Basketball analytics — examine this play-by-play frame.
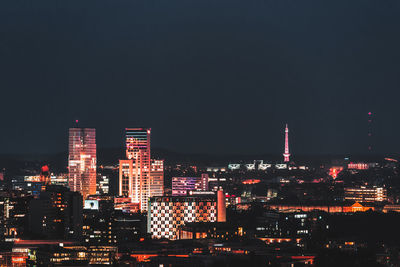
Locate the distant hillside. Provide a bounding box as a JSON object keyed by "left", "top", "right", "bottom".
{"left": 0, "top": 148, "right": 395, "bottom": 176}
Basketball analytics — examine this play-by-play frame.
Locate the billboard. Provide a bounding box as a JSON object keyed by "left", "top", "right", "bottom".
{"left": 84, "top": 200, "right": 99, "bottom": 210}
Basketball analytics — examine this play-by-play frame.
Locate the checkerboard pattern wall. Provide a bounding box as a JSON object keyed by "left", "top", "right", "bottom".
{"left": 149, "top": 197, "right": 217, "bottom": 240}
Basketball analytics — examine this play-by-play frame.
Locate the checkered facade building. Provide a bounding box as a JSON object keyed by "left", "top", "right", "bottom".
{"left": 149, "top": 196, "right": 217, "bottom": 240}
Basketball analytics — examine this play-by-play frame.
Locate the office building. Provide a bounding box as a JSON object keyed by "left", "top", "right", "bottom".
{"left": 344, "top": 186, "right": 387, "bottom": 202}
{"left": 148, "top": 193, "right": 227, "bottom": 240}
{"left": 83, "top": 198, "right": 116, "bottom": 245}
{"left": 50, "top": 173, "right": 69, "bottom": 187}
{"left": 96, "top": 174, "right": 109, "bottom": 195}
{"left": 119, "top": 128, "right": 163, "bottom": 211}
{"left": 33, "top": 245, "right": 117, "bottom": 266}
{"left": 29, "top": 185, "right": 83, "bottom": 240}
{"left": 347, "top": 163, "right": 369, "bottom": 170}
{"left": 150, "top": 159, "right": 164, "bottom": 197}
{"left": 68, "top": 128, "right": 96, "bottom": 201}
{"left": 0, "top": 191, "right": 31, "bottom": 242}
{"left": 172, "top": 174, "right": 209, "bottom": 196}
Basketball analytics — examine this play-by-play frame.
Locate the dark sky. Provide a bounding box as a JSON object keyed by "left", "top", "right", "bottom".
{"left": 1, "top": 0, "right": 400, "bottom": 155}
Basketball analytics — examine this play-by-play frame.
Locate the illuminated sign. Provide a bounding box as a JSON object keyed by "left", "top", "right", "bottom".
{"left": 245, "top": 164, "right": 255, "bottom": 170}
{"left": 12, "top": 257, "right": 27, "bottom": 263}
{"left": 228, "top": 164, "right": 241, "bottom": 170}
{"left": 84, "top": 200, "right": 99, "bottom": 210}
{"left": 258, "top": 163, "right": 272, "bottom": 170}
{"left": 275, "top": 164, "right": 287, "bottom": 169}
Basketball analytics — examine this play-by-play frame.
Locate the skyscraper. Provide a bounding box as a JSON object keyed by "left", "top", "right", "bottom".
{"left": 68, "top": 128, "right": 96, "bottom": 201}
{"left": 283, "top": 124, "right": 290, "bottom": 162}
{"left": 119, "top": 128, "right": 163, "bottom": 211}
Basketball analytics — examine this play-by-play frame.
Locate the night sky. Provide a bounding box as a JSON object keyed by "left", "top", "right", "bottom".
{"left": 1, "top": 0, "right": 400, "bottom": 155}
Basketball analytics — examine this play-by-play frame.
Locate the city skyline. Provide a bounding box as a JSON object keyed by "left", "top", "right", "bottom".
{"left": 2, "top": 0, "right": 400, "bottom": 265}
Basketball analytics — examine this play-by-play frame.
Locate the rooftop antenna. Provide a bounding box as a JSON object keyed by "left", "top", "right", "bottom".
{"left": 367, "top": 112, "right": 372, "bottom": 152}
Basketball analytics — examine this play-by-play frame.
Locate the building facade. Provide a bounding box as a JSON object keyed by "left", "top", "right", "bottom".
{"left": 172, "top": 174, "right": 209, "bottom": 196}
{"left": 29, "top": 185, "right": 83, "bottom": 240}
{"left": 148, "top": 195, "right": 225, "bottom": 240}
{"left": 68, "top": 128, "right": 96, "bottom": 201}
{"left": 344, "top": 186, "right": 387, "bottom": 202}
{"left": 119, "top": 128, "right": 163, "bottom": 211}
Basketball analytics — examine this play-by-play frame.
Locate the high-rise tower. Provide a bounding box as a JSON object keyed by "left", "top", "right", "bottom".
{"left": 283, "top": 124, "right": 290, "bottom": 162}
{"left": 119, "top": 128, "right": 163, "bottom": 211}
{"left": 68, "top": 128, "right": 96, "bottom": 201}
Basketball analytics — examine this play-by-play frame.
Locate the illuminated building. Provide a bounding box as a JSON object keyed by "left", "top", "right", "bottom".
{"left": 217, "top": 190, "right": 226, "bottom": 222}
{"left": 29, "top": 185, "right": 83, "bottom": 240}
{"left": 0, "top": 252, "right": 27, "bottom": 266}
{"left": 283, "top": 124, "right": 290, "bottom": 162}
{"left": 36, "top": 246, "right": 89, "bottom": 265}
{"left": 87, "top": 246, "right": 117, "bottom": 265}
{"left": 50, "top": 173, "right": 69, "bottom": 187}
{"left": 208, "top": 177, "right": 228, "bottom": 192}
{"left": 83, "top": 199, "right": 116, "bottom": 245}
{"left": 254, "top": 212, "right": 329, "bottom": 241}
{"left": 83, "top": 202, "right": 144, "bottom": 245}
{"left": 262, "top": 202, "right": 375, "bottom": 213}
{"left": 119, "top": 128, "right": 164, "bottom": 211}
{"left": 96, "top": 174, "right": 109, "bottom": 195}
{"left": 113, "top": 212, "right": 145, "bottom": 243}
{"left": 83, "top": 195, "right": 145, "bottom": 244}
{"left": 329, "top": 166, "right": 343, "bottom": 179}
{"left": 148, "top": 195, "right": 219, "bottom": 240}
{"left": 12, "top": 176, "right": 43, "bottom": 196}
{"left": 242, "top": 179, "right": 260, "bottom": 185}
{"left": 68, "top": 128, "right": 96, "bottom": 201}
{"left": 33, "top": 245, "right": 117, "bottom": 265}
{"left": 150, "top": 159, "right": 164, "bottom": 197}
{"left": 344, "top": 186, "right": 387, "bottom": 202}
{"left": 172, "top": 174, "right": 209, "bottom": 196}
{"left": 225, "top": 194, "right": 241, "bottom": 206}
{"left": 206, "top": 166, "right": 226, "bottom": 172}
{"left": 0, "top": 191, "right": 31, "bottom": 242}
{"left": 347, "top": 162, "right": 369, "bottom": 170}
{"left": 382, "top": 204, "right": 400, "bottom": 213}
{"left": 178, "top": 222, "right": 245, "bottom": 240}
{"left": 114, "top": 197, "right": 140, "bottom": 213}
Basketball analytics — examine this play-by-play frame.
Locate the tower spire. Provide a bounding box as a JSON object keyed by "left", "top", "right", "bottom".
{"left": 283, "top": 124, "right": 290, "bottom": 162}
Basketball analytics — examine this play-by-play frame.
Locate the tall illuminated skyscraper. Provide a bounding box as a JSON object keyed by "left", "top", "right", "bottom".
{"left": 119, "top": 128, "right": 163, "bottom": 211}
{"left": 68, "top": 128, "right": 96, "bottom": 201}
